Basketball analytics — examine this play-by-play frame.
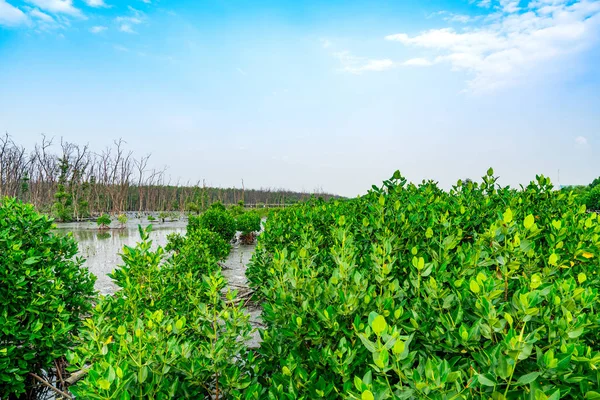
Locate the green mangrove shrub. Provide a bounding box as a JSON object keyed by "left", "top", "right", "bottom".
{"left": 585, "top": 185, "right": 600, "bottom": 211}
{"left": 97, "top": 213, "right": 111, "bottom": 229}
{"left": 177, "top": 227, "right": 231, "bottom": 262}
{"left": 68, "top": 226, "right": 259, "bottom": 399}
{"left": 117, "top": 213, "right": 128, "bottom": 228}
{"left": 189, "top": 208, "right": 237, "bottom": 243}
{"left": 247, "top": 170, "right": 600, "bottom": 399}
{"left": 236, "top": 211, "right": 262, "bottom": 244}
{"left": 0, "top": 197, "right": 96, "bottom": 398}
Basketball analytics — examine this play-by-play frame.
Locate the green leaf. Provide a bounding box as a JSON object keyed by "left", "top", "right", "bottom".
{"left": 503, "top": 208, "right": 513, "bottom": 224}
{"left": 393, "top": 340, "right": 405, "bottom": 355}
{"left": 98, "top": 378, "right": 111, "bottom": 390}
{"left": 470, "top": 280, "right": 480, "bottom": 294}
{"left": 372, "top": 315, "right": 387, "bottom": 335}
{"left": 138, "top": 365, "right": 148, "bottom": 383}
{"left": 487, "top": 167, "right": 494, "bottom": 176}
{"left": 24, "top": 257, "right": 39, "bottom": 265}
{"left": 425, "top": 227, "right": 433, "bottom": 239}
{"left": 362, "top": 390, "right": 375, "bottom": 400}
{"left": 530, "top": 274, "right": 542, "bottom": 289}
{"left": 477, "top": 373, "right": 496, "bottom": 387}
{"left": 516, "top": 371, "right": 540, "bottom": 385}
{"left": 524, "top": 214, "right": 535, "bottom": 230}
{"left": 585, "top": 392, "right": 600, "bottom": 400}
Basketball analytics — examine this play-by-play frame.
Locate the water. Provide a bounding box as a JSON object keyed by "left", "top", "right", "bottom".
{"left": 55, "top": 218, "right": 187, "bottom": 294}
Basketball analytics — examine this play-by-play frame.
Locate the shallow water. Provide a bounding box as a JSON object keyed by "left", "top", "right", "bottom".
{"left": 55, "top": 218, "right": 187, "bottom": 294}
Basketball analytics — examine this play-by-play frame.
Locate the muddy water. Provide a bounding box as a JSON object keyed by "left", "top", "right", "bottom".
{"left": 222, "top": 242, "right": 263, "bottom": 348}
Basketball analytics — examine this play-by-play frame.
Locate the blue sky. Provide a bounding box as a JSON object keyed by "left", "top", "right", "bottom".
{"left": 1, "top": 0, "right": 599, "bottom": 196}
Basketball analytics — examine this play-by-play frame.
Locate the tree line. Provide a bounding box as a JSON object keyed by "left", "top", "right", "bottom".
{"left": 0, "top": 134, "right": 338, "bottom": 221}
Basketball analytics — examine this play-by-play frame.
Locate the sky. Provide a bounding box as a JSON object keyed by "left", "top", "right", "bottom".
{"left": 0, "top": 0, "right": 599, "bottom": 197}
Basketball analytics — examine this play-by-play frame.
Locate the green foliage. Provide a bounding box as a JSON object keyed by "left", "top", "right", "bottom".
{"left": 97, "top": 213, "right": 111, "bottom": 228}
{"left": 236, "top": 211, "right": 262, "bottom": 244}
{"left": 117, "top": 213, "right": 128, "bottom": 227}
{"left": 158, "top": 211, "right": 169, "bottom": 222}
{"left": 585, "top": 185, "right": 600, "bottom": 211}
{"left": 165, "top": 232, "right": 186, "bottom": 253}
{"left": 189, "top": 208, "right": 237, "bottom": 243}
{"left": 178, "top": 227, "right": 231, "bottom": 262}
{"left": 68, "top": 226, "right": 258, "bottom": 399}
{"left": 0, "top": 197, "right": 96, "bottom": 397}
{"left": 147, "top": 214, "right": 156, "bottom": 221}
{"left": 236, "top": 211, "right": 261, "bottom": 236}
{"left": 186, "top": 201, "right": 201, "bottom": 214}
{"left": 209, "top": 201, "right": 227, "bottom": 212}
{"left": 229, "top": 204, "right": 246, "bottom": 217}
{"left": 247, "top": 171, "right": 600, "bottom": 399}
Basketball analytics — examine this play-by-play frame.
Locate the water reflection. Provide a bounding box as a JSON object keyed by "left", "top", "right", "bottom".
{"left": 55, "top": 220, "right": 186, "bottom": 295}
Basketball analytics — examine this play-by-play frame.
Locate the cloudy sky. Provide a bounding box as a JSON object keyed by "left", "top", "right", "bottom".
{"left": 1, "top": 0, "right": 599, "bottom": 196}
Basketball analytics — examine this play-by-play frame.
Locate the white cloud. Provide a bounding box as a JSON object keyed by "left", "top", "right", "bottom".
{"left": 115, "top": 9, "right": 144, "bottom": 33}
{"left": 476, "top": 0, "right": 492, "bottom": 7}
{"left": 429, "top": 10, "right": 476, "bottom": 23}
{"left": 141, "top": 0, "right": 151, "bottom": 3}
{"left": 29, "top": 8, "right": 53, "bottom": 21}
{"left": 320, "top": 38, "right": 332, "bottom": 48}
{"left": 116, "top": 16, "right": 142, "bottom": 24}
{"left": 334, "top": 51, "right": 395, "bottom": 73}
{"left": 113, "top": 44, "right": 129, "bottom": 52}
{"left": 386, "top": 0, "right": 600, "bottom": 92}
{"left": 403, "top": 58, "right": 435, "bottom": 66}
{"left": 575, "top": 136, "right": 588, "bottom": 145}
{"left": 25, "top": 0, "right": 82, "bottom": 17}
{"left": 83, "top": 0, "right": 108, "bottom": 8}
{"left": 89, "top": 25, "right": 106, "bottom": 33}
{"left": 0, "top": 0, "right": 29, "bottom": 26}
{"left": 119, "top": 23, "right": 135, "bottom": 33}
{"left": 236, "top": 67, "right": 247, "bottom": 76}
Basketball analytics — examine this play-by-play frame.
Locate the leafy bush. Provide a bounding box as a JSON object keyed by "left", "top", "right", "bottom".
{"left": 189, "top": 208, "right": 237, "bottom": 243}
{"left": 236, "top": 211, "right": 261, "bottom": 235}
{"left": 209, "top": 201, "right": 227, "bottom": 212}
{"left": 166, "top": 232, "right": 186, "bottom": 252}
{"left": 585, "top": 185, "right": 600, "bottom": 211}
{"left": 0, "top": 197, "right": 96, "bottom": 397}
{"left": 186, "top": 201, "right": 201, "bottom": 214}
{"left": 68, "top": 226, "right": 259, "bottom": 399}
{"left": 117, "top": 213, "right": 128, "bottom": 228}
{"left": 236, "top": 211, "right": 262, "bottom": 244}
{"left": 247, "top": 170, "right": 600, "bottom": 399}
{"left": 177, "top": 227, "right": 231, "bottom": 262}
{"left": 148, "top": 214, "right": 156, "bottom": 221}
{"left": 97, "top": 213, "right": 111, "bottom": 228}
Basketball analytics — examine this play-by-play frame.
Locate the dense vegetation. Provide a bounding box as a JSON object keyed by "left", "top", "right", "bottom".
{"left": 247, "top": 169, "right": 600, "bottom": 399}
{"left": 0, "top": 134, "right": 338, "bottom": 221}
{"left": 67, "top": 226, "right": 258, "bottom": 399}
{"left": 561, "top": 176, "right": 600, "bottom": 211}
{"left": 2, "top": 169, "right": 599, "bottom": 399}
{"left": 0, "top": 198, "right": 96, "bottom": 398}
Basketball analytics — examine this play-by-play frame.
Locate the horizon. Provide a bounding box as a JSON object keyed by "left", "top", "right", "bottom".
{"left": 1, "top": 0, "right": 599, "bottom": 197}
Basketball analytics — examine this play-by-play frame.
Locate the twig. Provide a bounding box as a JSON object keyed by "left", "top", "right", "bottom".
{"left": 28, "top": 373, "right": 73, "bottom": 399}
{"left": 55, "top": 359, "right": 65, "bottom": 390}
{"left": 64, "top": 366, "right": 91, "bottom": 385}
